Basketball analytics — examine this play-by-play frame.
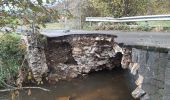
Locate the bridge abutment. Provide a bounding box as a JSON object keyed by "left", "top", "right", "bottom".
{"left": 122, "top": 46, "right": 170, "bottom": 100}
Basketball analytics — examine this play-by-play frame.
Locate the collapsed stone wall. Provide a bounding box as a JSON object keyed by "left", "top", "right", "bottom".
{"left": 121, "top": 47, "right": 170, "bottom": 100}
{"left": 45, "top": 34, "right": 123, "bottom": 83}
{"left": 24, "top": 34, "right": 48, "bottom": 84}
{"left": 25, "top": 33, "right": 170, "bottom": 100}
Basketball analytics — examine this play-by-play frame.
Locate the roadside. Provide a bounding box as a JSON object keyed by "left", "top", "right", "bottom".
{"left": 43, "top": 21, "right": 170, "bottom": 32}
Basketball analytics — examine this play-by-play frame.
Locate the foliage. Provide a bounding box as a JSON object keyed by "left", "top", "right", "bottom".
{"left": 87, "top": 0, "right": 170, "bottom": 17}
{"left": 146, "top": 0, "right": 170, "bottom": 15}
{"left": 91, "top": 23, "right": 169, "bottom": 32}
{"left": 0, "top": 0, "right": 60, "bottom": 87}
{"left": 0, "top": 33, "right": 25, "bottom": 87}
{"left": 94, "top": 23, "right": 130, "bottom": 30}
{"left": 0, "top": 0, "right": 59, "bottom": 32}
{"left": 89, "top": 0, "right": 148, "bottom": 17}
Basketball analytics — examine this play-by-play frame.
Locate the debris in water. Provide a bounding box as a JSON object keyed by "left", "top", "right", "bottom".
{"left": 56, "top": 96, "right": 70, "bottom": 100}
{"left": 28, "top": 89, "right": 31, "bottom": 96}
{"left": 11, "top": 90, "right": 19, "bottom": 100}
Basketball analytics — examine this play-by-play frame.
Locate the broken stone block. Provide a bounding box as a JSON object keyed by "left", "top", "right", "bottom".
{"left": 73, "top": 47, "right": 82, "bottom": 53}
{"left": 105, "top": 37, "right": 112, "bottom": 42}
{"left": 130, "top": 63, "right": 140, "bottom": 75}
{"left": 95, "top": 37, "right": 100, "bottom": 41}
{"left": 132, "top": 87, "right": 146, "bottom": 99}
{"left": 135, "top": 74, "right": 144, "bottom": 87}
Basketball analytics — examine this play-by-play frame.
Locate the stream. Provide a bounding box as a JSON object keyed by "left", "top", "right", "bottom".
{"left": 0, "top": 68, "right": 135, "bottom": 100}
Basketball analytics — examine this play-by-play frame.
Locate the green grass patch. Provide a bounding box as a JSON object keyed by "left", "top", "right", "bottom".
{"left": 44, "top": 22, "right": 65, "bottom": 30}
{"left": 137, "top": 21, "right": 170, "bottom": 27}
{"left": 137, "top": 21, "right": 170, "bottom": 31}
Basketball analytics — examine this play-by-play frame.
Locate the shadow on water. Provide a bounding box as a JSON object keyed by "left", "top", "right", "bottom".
{"left": 0, "top": 67, "right": 136, "bottom": 100}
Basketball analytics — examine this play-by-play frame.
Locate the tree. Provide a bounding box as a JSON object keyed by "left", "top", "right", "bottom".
{"left": 146, "top": 0, "right": 170, "bottom": 15}
{"left": 0, "top": 0, "right": 59, "bottom": 31}
{"left": 122, "top": 0, "right": 148, "bottom": 16}
{"left": 89, "top": 0, "right": 148, "bottom": 17}
{"left": 0, "top": 0, "right": 59, "bottom": 85}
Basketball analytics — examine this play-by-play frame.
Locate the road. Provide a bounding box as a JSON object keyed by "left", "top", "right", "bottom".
{"left": 42, "top": 30, "right": 170, "bottom": 49}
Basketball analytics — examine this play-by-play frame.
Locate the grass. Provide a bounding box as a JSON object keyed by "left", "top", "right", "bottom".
{"left": 138, "top": 21, "right": 170, "bottom": 27}
{"left": 44, "top": 22, "right": 65, "bottom": 30}
{"left": 137, "top": 21, "right": 170, "bottom": 28}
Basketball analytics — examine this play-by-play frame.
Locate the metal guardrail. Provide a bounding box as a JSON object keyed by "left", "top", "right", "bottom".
{"left": 86, "top": 14, "right": 170, "bottom": 22}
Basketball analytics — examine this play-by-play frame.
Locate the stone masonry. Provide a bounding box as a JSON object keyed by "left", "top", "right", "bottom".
{"left": 122, "top": 47, "right": 170, "bottom": 100}
{"left": 45, "top": 34, "right": 123, "bottom": 83}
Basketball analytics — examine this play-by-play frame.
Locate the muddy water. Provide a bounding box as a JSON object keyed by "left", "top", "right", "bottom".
{"left": 0, "top": 68, "right": 135, "bottom": 100}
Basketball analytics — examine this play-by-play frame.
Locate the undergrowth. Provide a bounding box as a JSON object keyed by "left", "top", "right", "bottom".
{"left": 0, "top": 33, "right": 25, "bottom": 88}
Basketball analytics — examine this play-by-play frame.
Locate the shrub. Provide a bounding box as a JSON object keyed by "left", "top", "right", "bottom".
{"left": 0, "top": 33, "right": 25, "bottom": 87}
{"left": 163, "top": 27, "right": 170, "bottom": 32}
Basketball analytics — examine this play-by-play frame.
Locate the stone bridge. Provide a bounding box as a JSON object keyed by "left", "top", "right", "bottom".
{"left": 26, "top": 30, "right": 170, "bottom": 100}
